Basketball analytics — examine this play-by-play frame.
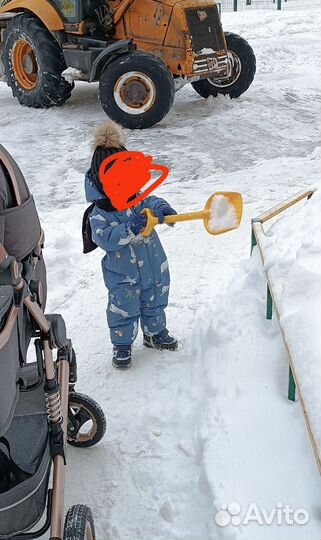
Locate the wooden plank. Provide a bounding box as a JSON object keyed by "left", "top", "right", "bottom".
{"left": 257, "top": 189, "right": 313, "bottom": 224}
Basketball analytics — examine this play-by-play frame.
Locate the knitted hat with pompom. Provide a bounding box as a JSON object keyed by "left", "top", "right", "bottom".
{"left": 90, "top": 121, "right": 127, "bottom": 197}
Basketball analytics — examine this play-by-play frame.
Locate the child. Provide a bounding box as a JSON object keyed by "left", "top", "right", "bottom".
{"left": 83, "top": 121, "right": 178, "bottom": 369}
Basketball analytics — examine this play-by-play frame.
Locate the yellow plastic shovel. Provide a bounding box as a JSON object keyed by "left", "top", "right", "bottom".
{"left": 142, "top": 192, "right": 243, "bottom": 237}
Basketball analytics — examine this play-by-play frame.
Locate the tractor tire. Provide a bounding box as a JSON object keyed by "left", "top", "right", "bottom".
{"left": 99, "top": 51, "right": 175, "bottom": 129}
{"left": 192, "top": 32, "right": 256, "bottom": 99}
{"left": 64, "top": 505, "right": 95, "bottom": 540}
{"left": 2, "top": 13, "right": 73, "bottom": 108}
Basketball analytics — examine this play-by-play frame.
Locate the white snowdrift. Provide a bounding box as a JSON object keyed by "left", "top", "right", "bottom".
{"left": 262, "top": 189, "right": 321, "bottom": 453}
{"left": 185, "top": 238, "right": 321, "bottom": 540}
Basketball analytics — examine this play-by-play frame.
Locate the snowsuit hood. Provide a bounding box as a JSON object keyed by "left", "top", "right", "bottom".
{"left": 85, "top": 170, "right": 104, "bottom": 203}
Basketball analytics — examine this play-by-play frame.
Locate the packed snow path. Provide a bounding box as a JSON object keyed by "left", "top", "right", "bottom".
{"left": 1, "top": 8, "right": 321, "bottom": 540}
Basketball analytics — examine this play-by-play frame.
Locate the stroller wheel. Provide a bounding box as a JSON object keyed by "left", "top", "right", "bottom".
{"left": 64, "top": 504, "right": 95, "bottom": 540}
{"left": 67, "top": 392, "right": 106, "bottom": 448}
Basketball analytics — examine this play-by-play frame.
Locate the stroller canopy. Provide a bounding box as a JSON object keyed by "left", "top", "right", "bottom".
{"left": 0, "top": 144, "right": 42, "bottom": 260}
{"left": 0, "top": 145, "right": 45, "bottom": 436}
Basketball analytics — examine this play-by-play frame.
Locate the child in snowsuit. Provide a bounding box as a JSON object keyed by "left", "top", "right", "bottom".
{"left": 84, "top": 121, "right": 178, "bottom": 369}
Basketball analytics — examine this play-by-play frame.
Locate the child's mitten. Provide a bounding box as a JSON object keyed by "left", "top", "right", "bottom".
{"left": 128, "top": 214, "right": 147, "bottom": 235}
{"left": 155, "top": 203, "right": 177, "bottom": 224}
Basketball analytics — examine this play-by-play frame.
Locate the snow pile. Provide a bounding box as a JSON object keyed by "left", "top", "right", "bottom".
{"left": 62, "top": 67, "right": 86, "bottom": 83}
{"left": 262, "top": 189, "right": 321, "bottom": 450}
{"left": 208, "top": 193, "right": 239, "bottom": 232}
{"left": 180, "top": 248, "right": 321, "bottom": 540}
{"left": 199, "top": 48, "right": 215, "bottom": 55}
{"left": 185, "top": 190, "right": 321, "bottom": 540}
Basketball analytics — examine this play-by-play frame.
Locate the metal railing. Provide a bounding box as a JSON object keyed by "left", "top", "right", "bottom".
{"left": 250, "top": 190, "right": 321, "bottom": 475}
{"left": 219, "top": 0, "right": 321, "bottom": 10}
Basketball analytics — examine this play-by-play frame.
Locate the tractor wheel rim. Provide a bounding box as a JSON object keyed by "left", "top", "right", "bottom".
{"left": 12, "top": 39, "right": 38, "bottom": 90}
{"left": 68, "top": 402, "right": 98, "bottom": 444}
{"left": 114, "top": 71, "right": 156, "bottom": 115}
{"left": 208, "top": 51, "right": 241, "bottom": 88}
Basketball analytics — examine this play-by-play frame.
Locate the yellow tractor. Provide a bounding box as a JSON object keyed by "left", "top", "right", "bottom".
{"left": 0, "top": 0, "right": 256, "bottom": 129}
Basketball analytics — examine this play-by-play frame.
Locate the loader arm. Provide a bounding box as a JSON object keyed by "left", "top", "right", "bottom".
{"left": 112, "top": 0, "right": 136, "bottom": 24}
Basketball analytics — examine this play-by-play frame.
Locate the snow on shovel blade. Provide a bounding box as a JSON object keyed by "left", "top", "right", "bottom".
{"left": 141, "top": 191, "right": 243, "bottom": 237}
{"left": 204, "top": 192, "right": 243, "bottom": 235}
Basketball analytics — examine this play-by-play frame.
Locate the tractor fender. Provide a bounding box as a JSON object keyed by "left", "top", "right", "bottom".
{"left": 0, "top": 0, "right": 64, "bottom": 31}
{"left": 89, "top": 39, "right": 136, "bottom": 82}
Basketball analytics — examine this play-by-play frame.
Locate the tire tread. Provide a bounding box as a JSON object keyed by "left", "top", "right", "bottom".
{"left": 64, "top": 505, "right": 95, "bottom": 540}
{"left": 99, "top": 50, "right": 175, "bottom": 129}
{"left": 2, "top": 13, "right": 73, "bottom": 108}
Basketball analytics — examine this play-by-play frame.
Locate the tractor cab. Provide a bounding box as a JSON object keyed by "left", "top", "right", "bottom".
{"left": 50, "top": 0, "right": 113, "bottom": 36}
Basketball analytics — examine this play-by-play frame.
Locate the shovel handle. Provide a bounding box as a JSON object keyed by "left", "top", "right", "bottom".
{"left": 141, "top": 209, "right": 208, "bottom": 237}
{"left": 164, "top": 210, "right": 208, "bottom": 224}
{"left": 141, "top": 209, "right": 159, "bottom": 236}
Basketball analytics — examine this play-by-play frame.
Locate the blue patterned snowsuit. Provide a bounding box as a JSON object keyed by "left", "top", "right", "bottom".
{"left": 85, "top": 172, "right": 170, "bottom": 346}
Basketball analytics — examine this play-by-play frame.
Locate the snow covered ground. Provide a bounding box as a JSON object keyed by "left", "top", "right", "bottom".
{"left": 1, "top": 7, "right": 321, "bottom": 540}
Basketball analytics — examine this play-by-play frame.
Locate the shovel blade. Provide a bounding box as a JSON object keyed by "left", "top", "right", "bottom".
{"left": 204, "top": 192, "right": 243, "bottom": 235}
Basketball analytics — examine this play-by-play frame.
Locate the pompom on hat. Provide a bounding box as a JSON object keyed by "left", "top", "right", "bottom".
{"left": 90, "top": 121, "right": 127, "bottom": 197}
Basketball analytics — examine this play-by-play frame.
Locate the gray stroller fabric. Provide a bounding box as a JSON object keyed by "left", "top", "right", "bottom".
{"left": 0, "top": 196, "right": 43, "bottom": 261}
{"left": 0, "top": 145, "right": 47, "bottom": 435}
{"left": 3, "top": 373, "right": 47, "bottom": 474}
{"left": 0, "top": 375, "right": 51, "bottom": 538}
{"left": 0, "top": 287, "right": 21, "bottom": 438}
{"left": 0, "top": 144, "right": 42, "bottom": 260}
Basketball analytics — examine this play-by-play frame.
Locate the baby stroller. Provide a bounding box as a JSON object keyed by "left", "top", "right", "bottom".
{"left": 0, "top": 145, "right": 106, "bottom": 539}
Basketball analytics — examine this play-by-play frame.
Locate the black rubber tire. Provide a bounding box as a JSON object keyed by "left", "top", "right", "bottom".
{"left": 192, "top": 32, "right": 256, "bottom": 99}
{"left": 64, "top": 505, "right": 95, "bottom": 540}
{"left": 67, "top": 392, "right": 106, "bottom": 448}
{"left": 99, "top": 50, "right": 175, "bottom": 129}
{"left": 2, "top": 13, "right": 73, "bottom": 108}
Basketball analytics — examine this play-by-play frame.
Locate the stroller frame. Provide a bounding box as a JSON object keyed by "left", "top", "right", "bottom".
{"left": 1, "top": 242, "right": 74, "bottom": 539}
{"left": 0, "top": 146, "right": 105, "bottom": 540}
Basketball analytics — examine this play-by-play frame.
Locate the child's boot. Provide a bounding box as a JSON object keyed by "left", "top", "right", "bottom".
{"left": 112, "top": 345, "right": 132, "bottom": 369}
{"left": 143, "top": 329, "right": 178, "bottom": 351}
